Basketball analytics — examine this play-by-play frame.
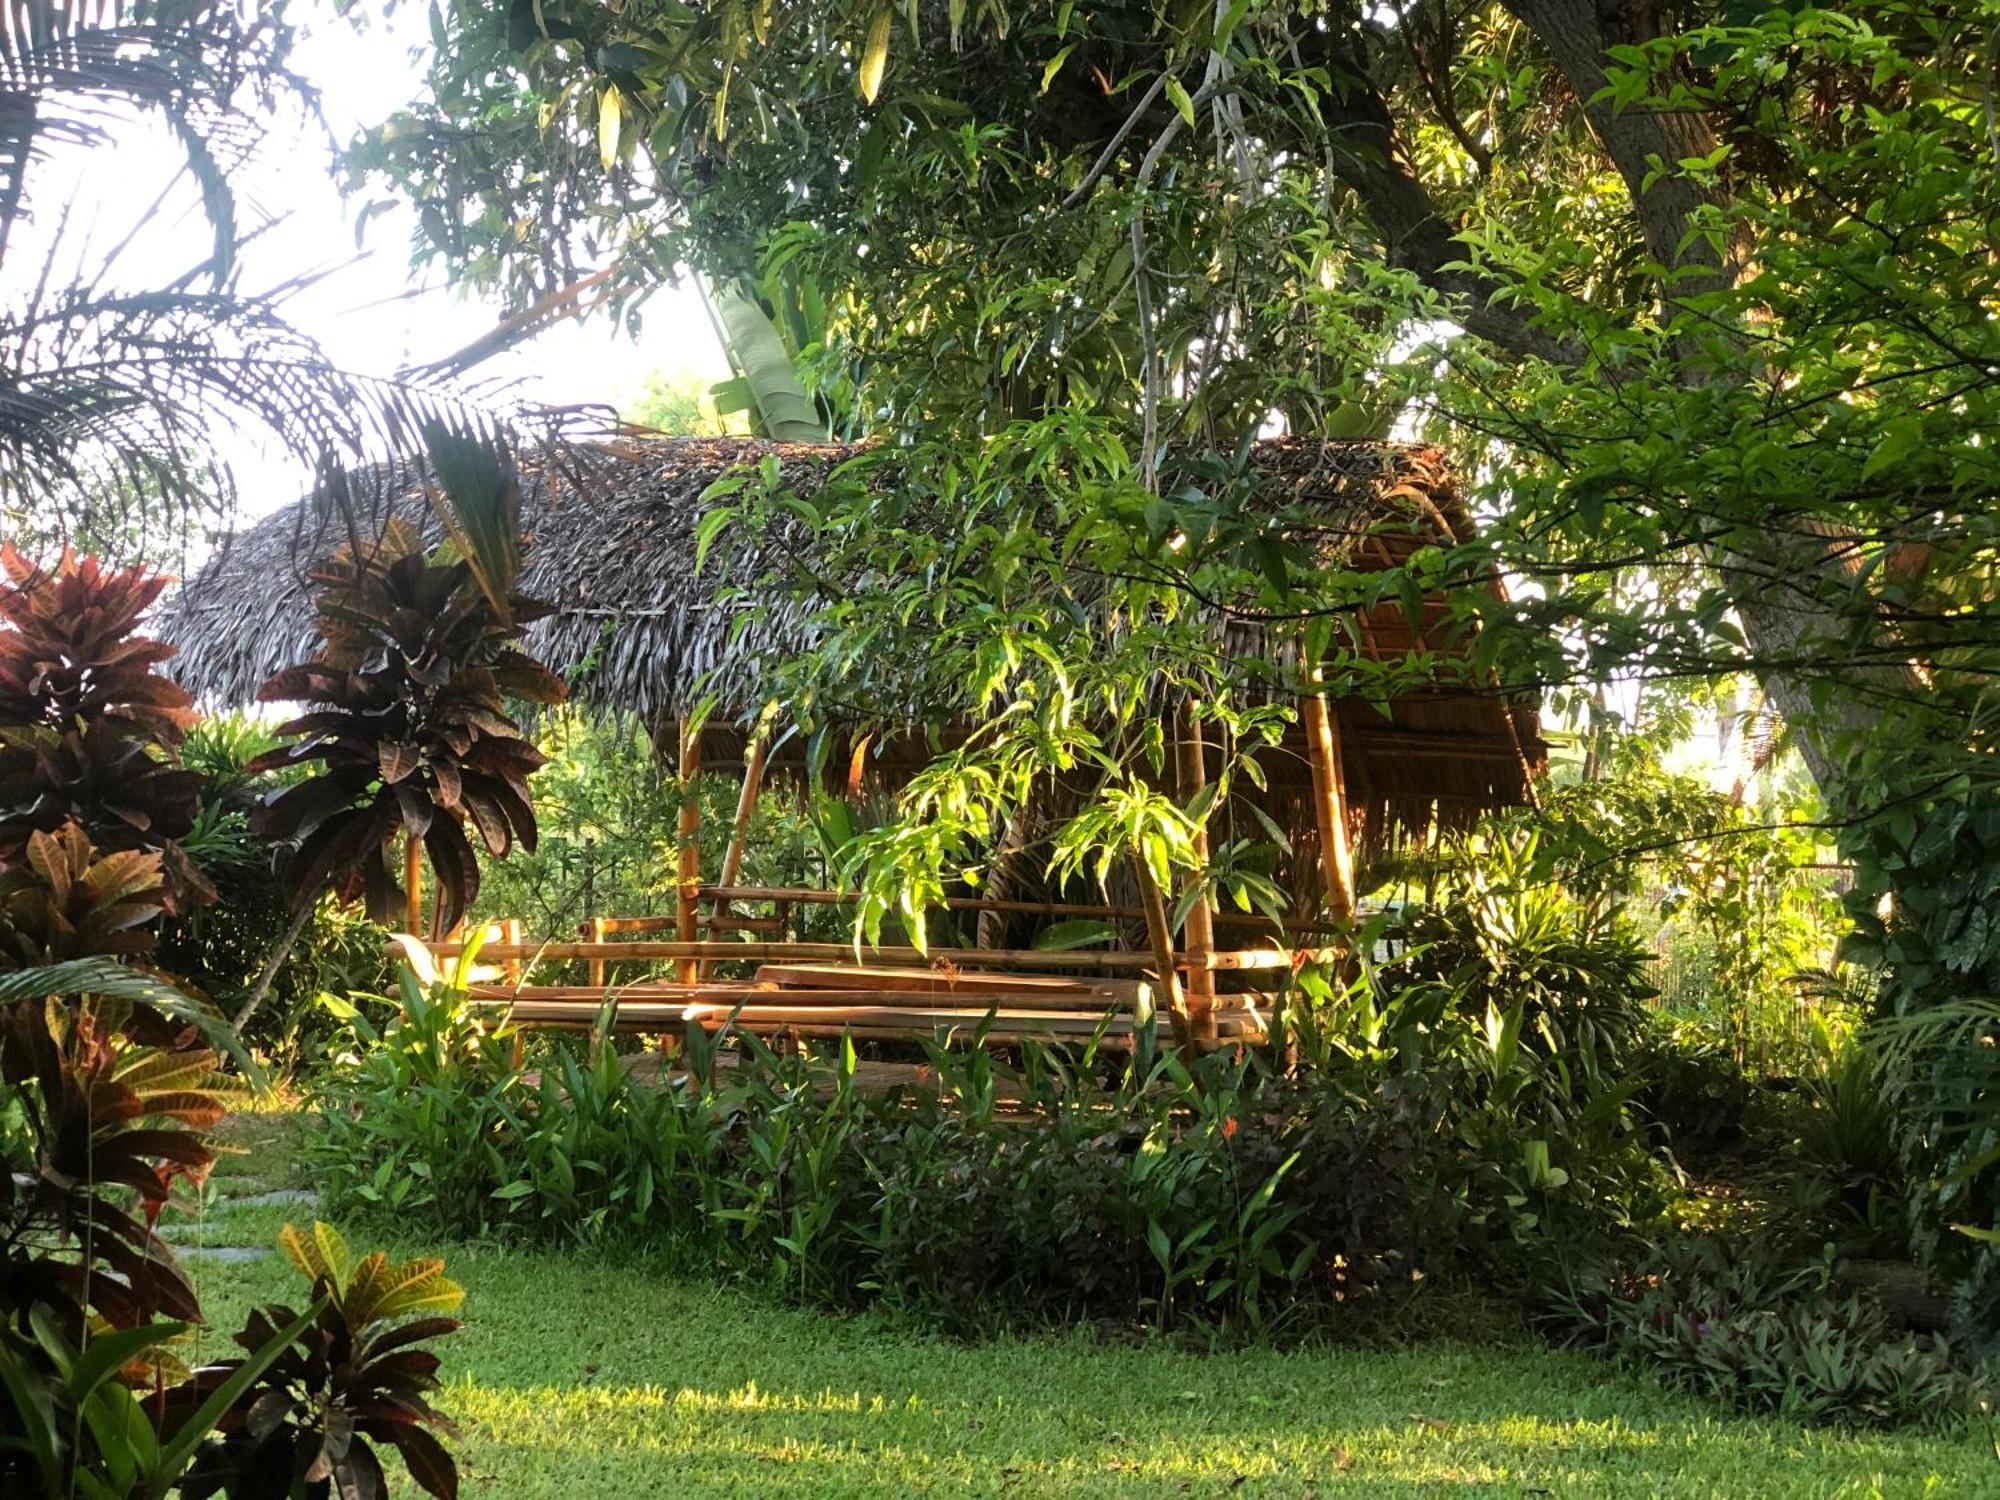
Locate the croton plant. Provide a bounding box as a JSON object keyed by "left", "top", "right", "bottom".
{"left": 249, "top": 519, "right": 564, "bottom": 938}
{"left": 0, "top": 544, "right": 210, "bottom": 910}
{"left": 0, "top": 820, "right": 464, "bottom": 1497}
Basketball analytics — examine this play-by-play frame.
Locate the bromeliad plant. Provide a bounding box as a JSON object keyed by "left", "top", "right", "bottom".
{"left": 249, "top": 515, "right": 564, "bottom": 938}
{"left": 0, "top": 545, "right": 209, "bottom": 910}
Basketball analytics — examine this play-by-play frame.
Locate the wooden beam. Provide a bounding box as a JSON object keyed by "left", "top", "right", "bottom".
{"left": 753, "top": 963, "right": 1136, "bottom": 998}
{"left": 477, "top": 1008, "right": 1265, "bottom": 1047}
{"left": 674, "top": 721, "right": 704, "bottom": 983}
{"left": 585, "top": 916, "right": 608, "bottom": 989}
{"left": 1302, "top": 689, "right": 1357, "bottom": 924}
{"left": 1174, "top": 698, "right": 1217, "bottom": 1040}
{"left": 471, "top": 983, "right": 1153, "bottom": 1011}
{"left": 414, "top": 938, "right": 1329, "bottom": 969}
{"left": 680, "top": 886, "right": 1338, "bottom": 934}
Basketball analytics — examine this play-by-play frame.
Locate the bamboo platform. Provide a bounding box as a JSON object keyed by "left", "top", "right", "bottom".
{"left": 465, "top": 977, "right": 1268, "bottom": 1046}
{"left": 421, "top": 929, "right": 1278, "bottom": 1048}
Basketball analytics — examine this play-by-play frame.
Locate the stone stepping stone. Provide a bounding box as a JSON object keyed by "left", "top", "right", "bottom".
{"left": 228, "top": 1188, "right": 319, "bottom": 1210}
{"left": 175, "top": 1246, "right": 268, "bottom": 1263}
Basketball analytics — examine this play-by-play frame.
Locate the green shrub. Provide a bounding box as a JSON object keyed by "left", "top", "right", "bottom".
{"left": 1369, "top": 836, "right": 1658, "bottom": 1122}
{"left": 1628, "top": 1025, "right": 1754, "bottom": 1158}
{"left": 310, "top": 968, "right": 1644, "bottom": 1341}
{"left": 1549, "top": 1238, "right": 1982, "bottom": 1429}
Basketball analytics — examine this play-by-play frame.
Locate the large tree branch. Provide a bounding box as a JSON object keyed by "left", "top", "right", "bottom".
{"left": 1309, "top": 26, "right": 1588, "bottom": 368}
{"left": 1502, "top": 0, "right": 1733, "bottom": 288}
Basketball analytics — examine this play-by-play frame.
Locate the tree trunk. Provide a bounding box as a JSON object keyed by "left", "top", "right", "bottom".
{"left": 232, "top": 900, "right": 315, "bottom": 1036}
{"left": 1313, "top": 0, "right": 1920, "bottom": 795}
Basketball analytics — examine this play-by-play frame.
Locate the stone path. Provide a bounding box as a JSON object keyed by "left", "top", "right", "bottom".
{"left": 160, "top": 1175, "right": 320, "bottom": 1266}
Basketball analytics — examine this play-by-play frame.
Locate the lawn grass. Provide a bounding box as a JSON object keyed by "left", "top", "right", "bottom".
{"left": 166, "top": 1112, "right": 2000, "bottom": 1498}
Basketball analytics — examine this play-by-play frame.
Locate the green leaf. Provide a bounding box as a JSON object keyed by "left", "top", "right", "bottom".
{"left": 71, "top": 1323, "right": 190, "bottom": 1407}
{"left": 1032, "top": 918, "right": 1117, "bottom": 950}
{"left": 598, "top": 84, "right": 624, "bottom": 171}
{"left": 859, "top": 9, "right": 892, "bottom": 104}
{"left": 1165, "top": 77, "right": 1195, "bottom": 128}
{"left": 154, "top": 1301, "right": 324, "bottom": 1481}
{"left": 1862, "top": 414, "right": 1923, "bottom": 481}
{"left": 711, "top": 285, "right": 826, "bottom": 442}
{"left": 1040, "top": 44, "right": 1075, "bottom": 95}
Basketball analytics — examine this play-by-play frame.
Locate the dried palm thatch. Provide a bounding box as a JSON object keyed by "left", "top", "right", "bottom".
{"left": 159, "top": 435, "right": 1542, "bottom": 861}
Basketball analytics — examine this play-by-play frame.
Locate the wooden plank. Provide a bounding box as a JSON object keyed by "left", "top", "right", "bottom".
{"left": 680, "top": 1012, "right": 1136, "bottom": 1032}
{"left": 486, "top": 1004, "right": 1264, "bottom": 1046}
{"left": 467, "top": 983, "right": 1161, "bottom": 1012}
{"left": 417, "top": 938, "right": 1322, "bottom": 969}
{"left": 752, "top": 963, "right": 1133, "bottom": 999}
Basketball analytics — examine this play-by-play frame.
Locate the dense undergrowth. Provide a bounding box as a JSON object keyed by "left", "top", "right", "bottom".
{"left": 306, "top": 904, "right": 1989, "bottom": 1432}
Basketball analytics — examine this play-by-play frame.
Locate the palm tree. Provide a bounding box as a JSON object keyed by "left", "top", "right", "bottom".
{"left": 0, "top": 1, "right": 551, "bottom": 597}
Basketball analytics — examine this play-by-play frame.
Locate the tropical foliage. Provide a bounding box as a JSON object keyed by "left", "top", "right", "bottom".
{"left": 0, "top": 546, "right": 209, "bottom": 909}
{"left": 249, "top": 518, "right": 565, "bottom": 938}
{"left": 0, "top": 824, "right": 462, "bottom": 1497}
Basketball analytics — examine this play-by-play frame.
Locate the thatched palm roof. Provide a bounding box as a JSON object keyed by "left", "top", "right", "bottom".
{"left": 159, "top": 435, "right": 1543, "bottom": 853}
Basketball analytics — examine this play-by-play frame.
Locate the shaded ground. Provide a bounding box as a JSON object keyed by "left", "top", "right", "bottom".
{"left": 163, "top": 1111, "right": 2000, "bottom": 1498}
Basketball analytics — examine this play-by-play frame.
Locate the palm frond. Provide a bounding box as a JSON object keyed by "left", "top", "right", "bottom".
{"left": 0, "top": 954, "right": 255, "bottom": 1076}
{"left": 0, "top": 5, "right": 307, "bottom": 266}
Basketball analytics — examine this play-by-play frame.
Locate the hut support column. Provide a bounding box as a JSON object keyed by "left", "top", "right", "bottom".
{"left": 1173, "top": 699, "right": 1218, "bottom": 1044}
{"left": 1302, "top": 688, "right": 1357, "bottom": 924}
{"left": 675, "top": 722, "right": 704, "bottom": 984}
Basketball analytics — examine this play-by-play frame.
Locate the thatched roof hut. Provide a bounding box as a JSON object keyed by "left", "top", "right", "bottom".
{"left": 159, "top": 435, "right": 1542, "bottom": 884}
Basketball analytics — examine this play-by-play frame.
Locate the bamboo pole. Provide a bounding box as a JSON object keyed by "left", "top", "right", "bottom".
{"left": 404, "top": 833, "right": 423, "bottom": 936}
{"left": 675, "top": 721, "right": 704, "bottom": 983}
{"left": 1174, "top": 698, "right": 1217, "bottom": 1038}
{"left": 414, "top": 938, "right": 1327, "bottom": 969}
{"left": 586, "top": 916, "right": 608, "bottom": 989}
{"left": 1302, "top": 689, "right": 1357, "bottom": 924}
{"left": 500, "top": 917, "right": 522, "bottom": 985}
{"left": 1130, "top": 853, "right": 1192, "bottom": 1049}
{"left": 717, "top": 713, "right": 774, "bottom": 893}
{"left": 704, "top": 707, "right": 776, "bottom": 979}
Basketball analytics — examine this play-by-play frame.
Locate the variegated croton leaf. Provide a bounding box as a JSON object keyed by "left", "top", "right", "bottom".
{"left": 248, "top": 519, "right": 563, "bottom": 937}
{"left": 172, "top": 1220, "right": 464, "bottom": 1500}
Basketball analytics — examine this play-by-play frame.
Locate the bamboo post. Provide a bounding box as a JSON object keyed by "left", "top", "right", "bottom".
{"left": 704, "top": 707, "right": 776, "bottom": 978}
{"left": 1173, "top": 699, "right": 1218, "bottom": 1041}
{"left": 404, "top": 833, "right": 423, "bottom": 936}
{"left": 1131, "top": 853, "right": 1192, "bottom": 1050}
{"left": 1302, "top": 688, "right": 1357, "bottom": 924}
{"left": 585, "top": 916, "right": 608, "bottom": 990}
{"left": 718, "top": 712, "right": 775, "bottom": 892}
{"left": 675, "top": 721, "right": 704, "bottom": 984}
{"left": 500, "top": 917, "right": 522, "bottom": 985}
